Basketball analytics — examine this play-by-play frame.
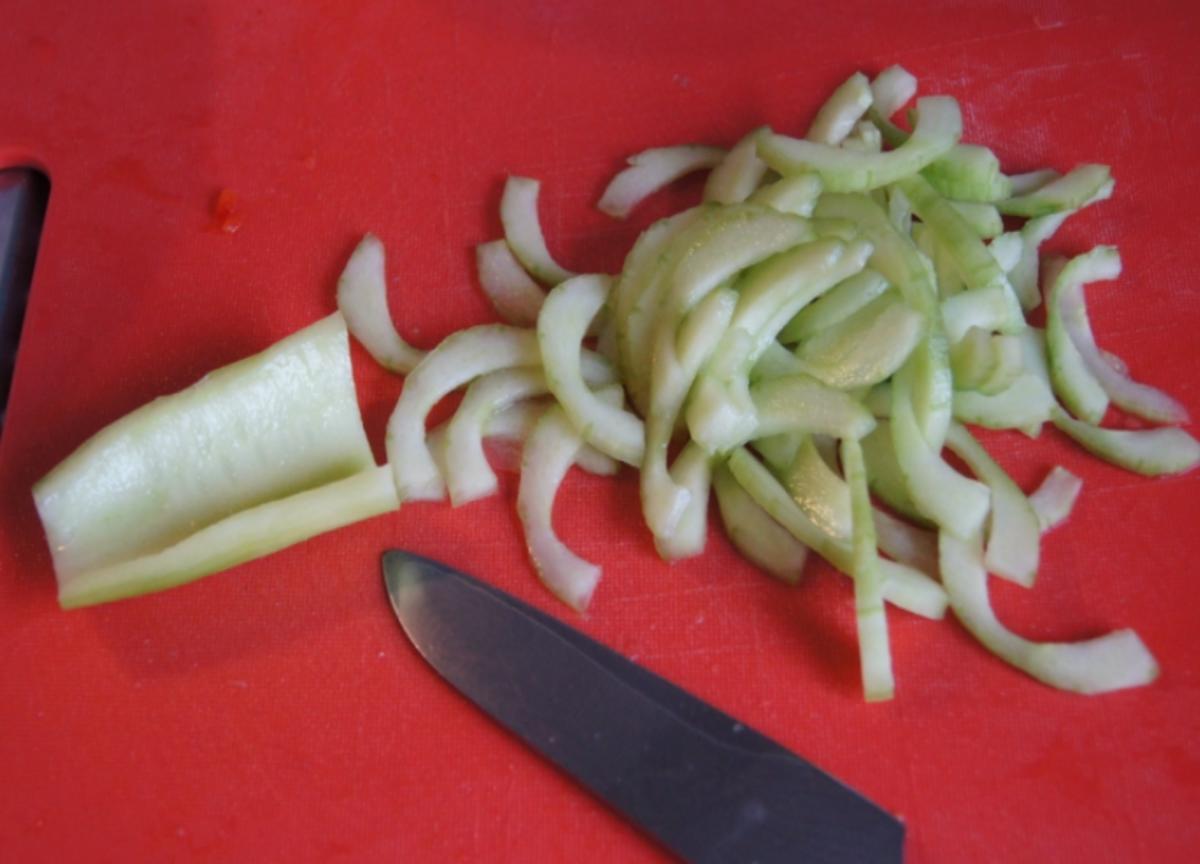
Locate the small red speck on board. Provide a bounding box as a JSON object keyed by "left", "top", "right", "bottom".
{"left": 211, "top": 188, "right": 242, "bottom": 234}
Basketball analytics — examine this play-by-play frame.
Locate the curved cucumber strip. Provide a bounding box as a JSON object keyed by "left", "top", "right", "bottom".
{"left": 783, "top": 435, "right": 851, "bottom": 541}
{"left": 475, "top": 239, "right": 547, "bottom": 326}
{"left": 1009, "top": 180, "right": 1114, "bottom": 311}
{"left": 500, "top": 176, "right": 575, "bottom": 285}
{"left": 705, "top": 128, "right": 770, "bottom": 204}
{"left": 35, "top": 314, "right": 378, "bottom": 606}
{"left": 795, "top": 290, "right": 925, "bottom": 389}
{"left": 517, "top": 404, "right": 606, "bottom": 612}
{"left": 442, "top": 354, "right": 614, "bottom": 506}
{"left": 950, "top": 328, "right": 1023, "bottom": 396}
{"left": 726, "top": 448, "right": 947, "bottom": 619}
{"left": 949, "top": 201, "right": 1004, "bottom": 238}
{"left": 842, "top": 121, "right": 883, "bottom": 154}
{"left": 869, "top": 65, "right": 917, "bottom": 118}
{"left": 613, "top": 207, "right": 703, "bottom": 413}
{"left": 940, "top": 285, "right": 1022, "bottom": 344}
{"left": 1046, "top": 248, "right": 1115, "bottom": 423}
{"left": 860, "top": 421, "right": 927, "bottom": 525}
{"left": 778, "top": 268, "right": 890, "bottom": 344}
{"left": 1029, "top": 467, "right": 1083, "bottom": 532}
{"left": 640, "top": 205, "right": 812, "bottom": 540}
{"left": 655, "top": 442, "right": 713, "bottom": 561}
{"left": 813, "top": 193, "right": 952, "bottom": 445}
{"left": 1006, "top": 169, "right": 1061, "bottom": 196}
{"left": 891, "top": 360, "right": 991, "bottom": 538}
{"left": 687, "top": 238, "right": 871, "bottom": 451}
{"left": 748, "top": 174, "right": 823, "bottom": 217}
{"left": 921, "top": 144, "right": 1011, "bottom": 202}
{"left": 713, "top": 461, "right": 808, "bottom": 584}
{"left": 997, "top": 164, "right": 1112, "bottom": 217}
{"left": 538, "top": 274, "right": 645, "bottom": 465}
{"left": 807, "top": 72, "right": 873, "bottom": 146}
{"left": 939, "top": 528, "right": 1158, "bottom": 694}
{"left": 944, "top": 423, "right": 1040, "bottom": 587}
{"left": 444, "top": 368, "right": 550, "bottom": 505}
{"left": 759, "top": 96, "right": 962, "bottom": 192}
{"left": 1054, "top": 248, "right": 1189, "bottom": 424}
{"left": 751, "top": 375, "right": 877, "bottom": 441}
{"left": 337, "top": 235, "right": 426, "bottom": 374}
{"left": 1051, "top": 406, "right": 1200, "bottom": 476}
{"left": 39, "top": 315, "right": 372, "bottom": 578}
{"left": 871, "top": 507, "right": 938, "bottom": 578}
{"left": 988, "top": 231, "right": 1023, "bottom": 272}
{"left": 953, "top": 373, "right": 1055, "bottom": 432}
{"left": 598, "top": 145, "right": 726, "bottom": 219}
{"left": 843, "top": 436, "right": 895, "bottom": 701}
{"left": 387, "top": 325, "right": 541, "bottom": 501}
{"left": 896, "top": 173, "right": 1023, "bottom": 331}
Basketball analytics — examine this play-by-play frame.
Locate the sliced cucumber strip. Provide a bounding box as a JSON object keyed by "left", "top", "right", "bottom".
{"left": 501, "top": 176, "right": 575, "bottom": 285}
{"left": 337, "top": 234, "right": 426, "bottom": 373}
{"left": 475, "top": 239, "right": 547, "bottom": 326}
{"left": 1053, "top": 247, "right": 1190, "bottom": 424}
{"left": 871, "top": 507, "right": 938, "bottom": 577}
{"left": 1028, "top": 467, "right": 1083, "bottom": 532}
{"left": 713, "top": 461, "right": 808, "bottom": 584}
{"left": 687, "top": 238, "right": 871, "bottom": 451}
{"left": 944, "top": 423, "right": 1040, "bottom": 587}
{"left": 794, "top": 290, "right": 925, "bottom": 389}
{"left": 921, "top": 143, "right": 1011, "bottom": 202}
{"left": 860, "top": 421, "right": 928, "bottom": 525}
{"left": 751, "top": 432, "right": 804, "bottom": 474}
{"left": 598, "top": 144, "right": 726, "bottom": 219}
{"left": 517, "top": 403, "right": 608, "bottom": 611}
{"left": 778, "top": 268, "right": 890, "bottom": 344}
{"left": 997, "top": 164, "right": 1112, "bottom": 217}
{"left": 386, "top": 325, "right": 541, "bottom": 501}
{"left": 1045, "top": 248, "right": 1114, "bottom": 424}
{"left": 748, "top": 174, "right": 824, "bottom": 217}
{"left": 751, "top": 375, "right": 877, "bottom": 441}
{"left": 759, "top": 96, "right": 962, "bottom": 192}
{"left": 35, "top": 314, "right": 377, "bottom": 606}
{"left": 807, "top": 72, "right": 873, "bottom": 146}
{"left": 1051, "top": 406, "right": 1200, "bottom": 476}
{"left": 655, "top": 442, "right": 713, "bottom": 561}
{"left": 896, "top": 174, "right": 1023, "bottom": 331}
{"left": 538, "top": 274, "right": 645, "bottom": 464}
{"left": 939, "top": 528, "right": 1158, "bottom": 694}
{"left": 843, "top": 436, "right": 895, "bottom": 701}
{"left": 782, "top": 435, "right": 852, "bottom": 541}
{"left": 891, "top": 359, "right": 991, "bottom": 538}
{"left": 641, "top": 205, "right": 812, "bottom": 540}
{"left": 869, "top": 65, "right": 917, "bottom": 118}
{"left": 727, "top": 447, "right": 948, "bottom": 619}
{"left": 613, "top": 207, "right": 703, "bottom": 412}
{"left": 842, "top": 120, "right": 883, "bottom": 154}
{"left": 948, "top": 201, "right": 1004, "bottom": 238}
{"left": 953, "top": 373, "right": 1055, "bottom": 432}
{"left": 1006, "top": 169, "right": 1061, "bottom": 196}
{"left": 443, "top": 355, "right": 615, "bottom": 506}
{"left": 704, "top": 128, "right": 770, "bottom": 204}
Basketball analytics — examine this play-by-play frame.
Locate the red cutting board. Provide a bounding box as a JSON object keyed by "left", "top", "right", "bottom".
{"left": 3, "top": 2, "right": 1199, "bottom": 861}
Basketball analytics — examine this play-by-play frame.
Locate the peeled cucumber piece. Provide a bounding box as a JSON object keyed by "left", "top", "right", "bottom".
{"left": 35, "top": 313, "right": 378, "bottom": 608}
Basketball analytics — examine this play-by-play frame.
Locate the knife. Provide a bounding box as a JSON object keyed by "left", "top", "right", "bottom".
{"left": 383, "top": 549, "right": 904, "bottom": 863}
{"left": 0, "top": 167, "right": 49, "bottom": 433}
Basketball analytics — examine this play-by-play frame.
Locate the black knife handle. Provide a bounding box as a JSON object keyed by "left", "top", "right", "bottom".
{"left": 0, "top": 167, "right": 50, "bottom": 433}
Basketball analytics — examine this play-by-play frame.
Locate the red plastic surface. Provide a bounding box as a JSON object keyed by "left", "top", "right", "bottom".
{"left": 2, "top": 2, "right": 1199, "bottom": 861}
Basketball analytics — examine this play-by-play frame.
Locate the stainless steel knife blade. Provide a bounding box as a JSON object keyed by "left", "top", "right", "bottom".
{"left": 0, "top": 167, "right": 49, "bottom": 433}
{"left": 383, "top": 549, "right": 904, "bottom": 864}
